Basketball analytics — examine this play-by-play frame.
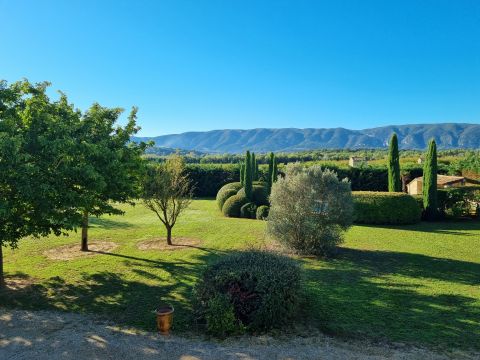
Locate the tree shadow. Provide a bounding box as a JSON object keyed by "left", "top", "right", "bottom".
{"left": 355, "top": 220, "right": 480, "bottom": 236}
{"left": 302, "top": 247, "right": 480, "bottom": 350}
{"left": 89, "top": 217, "right": 134, "bottom": 229}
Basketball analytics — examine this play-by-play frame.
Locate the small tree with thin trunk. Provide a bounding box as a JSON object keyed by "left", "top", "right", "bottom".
{"left": 388, "top": 133, "right": 402, "bottom": 192}
{"left": 142, "top": 155, "right": 193, "bottom": 245}
{"left": 423, "top": 139, "right": 438, "bottom": 220}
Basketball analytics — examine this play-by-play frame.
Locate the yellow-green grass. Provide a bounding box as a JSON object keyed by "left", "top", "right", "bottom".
{"left": 1, "top": 200, "right": 479, "bottom": 350}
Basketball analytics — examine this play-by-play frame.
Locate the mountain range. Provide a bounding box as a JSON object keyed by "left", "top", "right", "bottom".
{"left": 133, "top": 123, "right": 480, "bottom": 153}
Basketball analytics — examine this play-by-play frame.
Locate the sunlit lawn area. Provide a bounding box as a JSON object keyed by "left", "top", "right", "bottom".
{"left": 1, "top": 199, "right": 479, "bottom": 350}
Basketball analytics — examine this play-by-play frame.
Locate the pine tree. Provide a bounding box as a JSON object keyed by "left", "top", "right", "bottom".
{"left": 240, "top": 162, "right": 245, "bottom": 185}
{"left": 388, "top": 133, "right": 401, "bottom": 192}
{"left": 267, "top": 152, "right": 274, "bottom": 192}
{"left": 423, "top": 139, "right": 438, "bottom": 220}
{"left": 245, "top": 151, "right": 253, "bottom": 200}
{"left": 272, "top": 155, "right": 278, "bottom": 184}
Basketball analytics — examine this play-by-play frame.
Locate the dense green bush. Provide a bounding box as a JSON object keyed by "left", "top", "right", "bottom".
{"left": 438, "top": 186, "right": 480, "bottom": 218}
{"left": 237, "top": 184, "right": 269, "bottom": 205}
{"left": 222, "top": 193, "right": 248, "bottom": 218}
{"left": 240, "top": 202, "right": 257, "bottom": 219}
{"left": 216, "top": 182, "right": 243, "bottom": 210}
{"left": 194, "top": 250, "right": 302, "bottom": 336}
{"left": 353, "top": 192, "right": 421, "bottom": 224}
{"left": 268, "top": 164, "right": 353, "bottom": 256}
{"left": 256, "top": 205, "right": 269, "bottom": 220}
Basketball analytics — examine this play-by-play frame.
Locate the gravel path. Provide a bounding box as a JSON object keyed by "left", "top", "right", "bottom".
{"left": 0, "top": 309, "right": 476, "bottom": 360}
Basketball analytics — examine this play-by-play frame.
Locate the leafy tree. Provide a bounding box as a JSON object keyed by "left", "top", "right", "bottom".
{"left": 267, "top": 164, "right": 353, "bottom": 256}
{"left": 423, "top": 139, "right": 438, "bottom": 220}
{"left": 142, "top": 155, "right": 193, "bottom": 245}
{"left": 75, "top": 105, "right": 146, "bottom": 251}
{"left": 244, "top": 151, "right": 253, "bottom": 200}
{"left": 388, "top": 133, "right": 401, "bottom": 192}
{"left": 0, "top": 80, "right": 83, "bottom": 285}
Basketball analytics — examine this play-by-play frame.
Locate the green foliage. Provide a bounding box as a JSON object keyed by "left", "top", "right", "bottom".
{"left": 256, "top": 205, "right": 269, "bottom": 220}
{"left": 236, "top": 184, "right": 269, "bottom": 206}
{"left": 240, "top": 163, "right": 245, "bottom": 185}
{"left": 267, "top": 164, "right": 353, "bottom": 256}
{"left": 438, "top": 186, "right": 480, "bottom": 218}
{"left": 272, "top": 156, "right": 278, "bottom": 183}
{"left": 353, "top": 192, "right": 421, "bottom": 224}
{"left": 251, "top": 152, "right": 257, "bottom": 181}
{"left": 194, "top": 250, "right": 302, "bottom": 334}
{"left": 267, "top": 152, "right": 274, "bottom": 193}
{"left": 216, "top": 182, "right": 243, "bottom": 210}
{"left": 423, "top": 139, "right": 438, "bottom": 220}
{"left": 222, "top": 193, "right": 248, "bottom": 217}
{"left": 240, "top": 202, "right": 257, "bottom": 219}
{"left": 244, "top": 151, "right": 253, "bottom": 200}
{"left": 388, "top": 133, "right": 401, "bottom": 192}
{"left": 204, "top": 294, "right": 243, "bottom": 337}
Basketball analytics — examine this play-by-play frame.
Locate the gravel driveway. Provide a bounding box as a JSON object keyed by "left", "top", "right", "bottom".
{"left": 0, "top": 309, "right": 476, "bottom": 360}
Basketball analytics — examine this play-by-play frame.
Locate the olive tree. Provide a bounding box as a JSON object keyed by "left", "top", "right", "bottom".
{"left": 267, "top": 163, "right": 353, "bottom": 256}
{"left": 142, "top": 155, "right": 193, "bottom": 245}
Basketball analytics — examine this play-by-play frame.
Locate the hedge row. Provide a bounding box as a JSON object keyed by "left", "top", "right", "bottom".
{"left": 186, "top": 163, "right": 437, "bottom": 197}
{"left": 353, "top": 191, "right": 422, "bottom": 225}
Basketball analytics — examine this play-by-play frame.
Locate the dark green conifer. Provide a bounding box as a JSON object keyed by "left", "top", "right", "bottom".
{"left": 388, "top": 133, "right": 401, "bottom": 192}
{"left": 423, "top": 139, "right": 438, "bottom": 220}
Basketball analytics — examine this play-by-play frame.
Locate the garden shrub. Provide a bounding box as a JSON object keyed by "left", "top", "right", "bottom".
{"left": 256, "top": 205, "right": 269, "bottom": 220}
{"left": 353, "top": 191, "right": 421, "bottom": 224}
{"left": 222, "top": 193, "right": 248, "bottom": 218}
{"left": 240, "top": 202, "right": 257, "bottom": 219}
{"left": 194, "top": 250, "right": 302, "bottom": 336}
{"left": 216, "top": 182, "right": 242, "bottom": 210}
{"left": 438, "top": 186, "right": 480, "bottom": 218}
{"left": 237, "top": 184, "right": 269, "bottom": 206}
{"left": 267, "top": 164, "right": 353, "bottom": 256}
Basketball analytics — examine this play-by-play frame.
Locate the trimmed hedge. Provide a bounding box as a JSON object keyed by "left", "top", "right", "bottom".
{"left": 353, "top": 191, "right": 421, "bottom": 224}
{"left": 194, "top": 250, "right": 302, "bottom": 336}
{"left": 222, "top": 193, "right": 248, "bottom": 218}
{"left": 240, "top": 202, "right": 257, "bottom": 219}
{"left": 237, "top": 184, "right": 269, "bottom": 206}
{"left": 216, "top": 182, "right": 243, "bottom": 210}
{"left": 256, "top": 205, "right": 269, "bottom": 220}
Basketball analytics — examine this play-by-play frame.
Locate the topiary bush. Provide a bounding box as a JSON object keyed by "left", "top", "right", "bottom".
{"left": 237, "top": 184, "right": 269, "bottom": 206}
{"left": 222, "top": 193, "right": 248, "bottom": 218}
{"left": 256, "top": 205, "right": 269, "bottom": 220}
{"left": 240, "top": 202, "right": 257, "bottom": 219}
{"left": 216, "top": 182, "right": 243, "bottom": 210}
{"left": 194, "top": 250, "right": 302, "bottom": 336}
{"left": 353, "top": 191, "right": 421, "bottom": 224}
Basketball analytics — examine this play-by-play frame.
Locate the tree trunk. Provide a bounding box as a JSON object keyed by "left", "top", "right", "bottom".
{"left": 166, "top": 226, "right": 173, "bottom": 246}
{"left": 81, "top": 210, "right": 89, "bottom": 251}
{"left": 0, "top": 245, "right": 4, "bottom": 287}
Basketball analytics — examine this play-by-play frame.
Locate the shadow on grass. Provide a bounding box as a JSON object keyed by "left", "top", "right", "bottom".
{"left": 0, "top": 250, "right": 227, "bottom": 332}
{"left": 89, "top": 217, "right": 134, "bottom": 229}
{"left": 303, "top": 247, "right": 480, "bottom": 350}
{"left": 355, "top": 219, "right": 480, "bottom": 236}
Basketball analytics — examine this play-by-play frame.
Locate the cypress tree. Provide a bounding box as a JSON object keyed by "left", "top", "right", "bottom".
{"left": 245, "top": 151, "right": 253, "bottom": 200}
{"left": 240, "top": 162, "right": 245, "bottom": 186}
{"left": 267, "top": 152, "right": 274, "bottom": 192}
{"left": 272, "top": 155, "right": 278, "bottom": 184}
{"left": 423, "top": 139, "right": 438, "bottom": 220}
{"left": 388, "top": 133, "right": 401, "bottom": 192}
{"left": 251, "top": 152, "right": 257, "bottom": 181}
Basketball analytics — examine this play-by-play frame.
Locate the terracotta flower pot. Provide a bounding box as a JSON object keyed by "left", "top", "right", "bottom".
{"left": 155, "top": 305, "right": 174, "bottom": 335}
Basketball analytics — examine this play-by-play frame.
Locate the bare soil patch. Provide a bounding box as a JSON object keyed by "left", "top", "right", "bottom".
{"left": 43, "top": 241, "right": 119, "bottom": 260}
{"left": 2, "top": 277, "right": 35, "bottom": 291}
{"left": 137, "top": 237, "right": 201, "bottom": 251}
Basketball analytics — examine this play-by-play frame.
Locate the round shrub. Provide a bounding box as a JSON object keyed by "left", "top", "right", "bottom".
{"left": 194, "top": 250, "right": 302, "bottom": 336}
{"left": 267, "top": 164, "right": 353, "bottom": 256}
{"left": 222, "top": 193, "right": 248, "bottom": 218}
{"left": 240, "top": 202, "right": 257, "bottom": 219}
{"left": 237, "top": 184, "right": 269, "bottom": 206}
{"left": 216, "top": 182, "right": 243, "bottom": 210}
{"left": 353, "top": 191, "right": 421, "bottom": 224}
{"left": 256, "top": 205, "right": 269, "bottom": 220}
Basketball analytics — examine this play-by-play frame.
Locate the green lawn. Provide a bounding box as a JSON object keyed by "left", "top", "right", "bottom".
{"left": 1, "top": 199, "right": 479, "bottom": 350}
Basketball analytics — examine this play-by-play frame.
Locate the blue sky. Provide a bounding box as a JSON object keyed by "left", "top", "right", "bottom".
{"left": 1, "top": 0, "right": 479, "bottom": 136}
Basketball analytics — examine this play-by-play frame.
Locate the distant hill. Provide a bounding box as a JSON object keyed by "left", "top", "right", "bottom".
{"left": 133, "top": 123, "right": 480, "bottom": 153}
